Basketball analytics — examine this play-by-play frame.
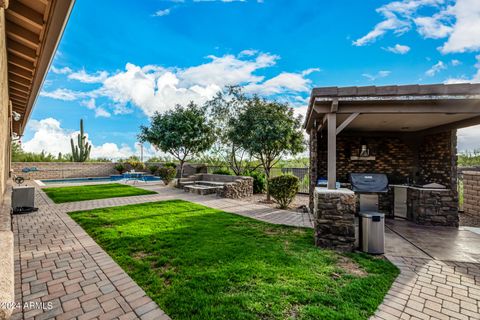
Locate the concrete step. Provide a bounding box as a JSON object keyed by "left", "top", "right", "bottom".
{"left": 184, "top": 185, "right": 223, "bottom": 195}
{"left": 196, "top": 181, "right": 225, "bottom": 187}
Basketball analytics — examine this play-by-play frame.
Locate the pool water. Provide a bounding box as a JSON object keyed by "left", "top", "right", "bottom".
{"left": 40, "top": 175, "right": 161, "bottom": 185}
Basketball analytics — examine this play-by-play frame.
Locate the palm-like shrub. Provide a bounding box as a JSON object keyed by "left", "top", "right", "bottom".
{"left": 268, "top": 175, "right": 299, "bottom": 209}
{"left": 158, "top": 167, "right": 176, "bottom": 185}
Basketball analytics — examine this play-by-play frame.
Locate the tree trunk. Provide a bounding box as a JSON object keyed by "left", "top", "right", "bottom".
{"left": 265, "top": 167, "right": 271, "bottom": 201}
{"left": 177, "top": 160, "right": 185, "bottom": 187}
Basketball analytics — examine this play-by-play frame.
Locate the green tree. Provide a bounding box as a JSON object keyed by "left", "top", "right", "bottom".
{"left": 204, "top": 86, "right": 255, "bottom": 175}
{"left": 70, "top": 119, "right": 92, "bottom": 162}
{"left": 139, "top": 102, "right": 215, "bottom": 182}
{"left": 228, "top": 97, "right": 305, "bottom": 200}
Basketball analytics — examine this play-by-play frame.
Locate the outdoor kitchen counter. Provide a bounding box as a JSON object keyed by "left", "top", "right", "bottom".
{"left": 389, "top": 185, "right": 459, "bottom": 227}
{"left": 389, "top": 184, "right": 451, "bottom": 192}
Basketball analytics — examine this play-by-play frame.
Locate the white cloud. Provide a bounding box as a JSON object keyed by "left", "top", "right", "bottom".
{"left": 458, "top": 125, "right": 480, "bottom": 152}
{"left": 50, "top": 66, "right": 72, "bottom": 74}
{"left": 384, "top": 44, "right": 411, "bottom": 54}
{"left": 46, "top": 51, "right": 318, "bottom": 117}
{"left": 451, "top": 59, "right": 461, "bottom": 66}
{"left": 153, "top": 9, "right": 171, "bottom": 16}
{"left": 440, "top": 0, "right": 480, "bottom": 53}
{"left": 40, "top": 88, "right": 87, "bottom": 100}
{"left": 68, "top": 69, "right": 109, "bottom": 83}
{"left": 22, "top": 118, "right": 141, "bottom": 159}
{"left": 425, "top": 60, "right": 447, "bottom": 76}
{"left": 80, "top": 99, "right": 111, "bottom": 118}
{"left": 354, "top": 0, "right": 480, "bottom": 54}
{"left": 444, "top": 55, "right": 480, "bottom": 83}
{"left": 362, "top": 70, "right": 391, "bottom": 81}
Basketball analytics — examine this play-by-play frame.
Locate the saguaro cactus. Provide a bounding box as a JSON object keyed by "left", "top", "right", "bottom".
{"left": 70, "top": 119, "right": 92, "bottom": 162}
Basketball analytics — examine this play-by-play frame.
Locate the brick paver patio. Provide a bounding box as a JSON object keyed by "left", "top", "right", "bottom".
{"left": 11, "top": 183, "right": 480, "bottom": 319}
{"left": 11, "top": 189, "right": 170, "bottom": 320}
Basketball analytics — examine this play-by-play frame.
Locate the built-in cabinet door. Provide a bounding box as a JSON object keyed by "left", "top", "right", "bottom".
{"left": 394, "top": 187, "right": 408, "bottom": 219}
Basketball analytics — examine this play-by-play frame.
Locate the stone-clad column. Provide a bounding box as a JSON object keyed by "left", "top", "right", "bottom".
{"left": 309, "top": 128, "right": 318, "bottom": 212}
{"left": 314, "top": 187, "right": 356, "bottom": 252}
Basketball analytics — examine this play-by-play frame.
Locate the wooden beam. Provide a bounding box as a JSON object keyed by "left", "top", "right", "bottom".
{"left": 336, "top": 113, "right": 360, "bottom": 135}
{"left": 9, "top": 74, "right": 31, "bottom": 87}
{"left": 8, "top": 55, "right": 35, "bottom": 71}
{"left": 6, "top": 21, "right": 40, "bottom": 49}
{"left": 8, "top": 64, "right": 33, "bottom": 80}
{"left": 9, "top": 81, "right": 30, "bottom": 93}
{"left": 7, "top": 1, "right": 44, "bottom": 30}
{"left": 327, "top": 113, "right": 337, "bottom": 190}
{"left": 7, "top": 40, "right": 37, "bottom": 62}
{"left": 314, "top": 103, "right": 480, "bottom": 114}
{"left": 10, "top": 88, "right": 28, "bottom": 98}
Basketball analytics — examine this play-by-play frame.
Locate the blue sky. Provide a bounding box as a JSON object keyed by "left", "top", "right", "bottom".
{"left": 23, "top": 0, "right": 480, "bottom": 158}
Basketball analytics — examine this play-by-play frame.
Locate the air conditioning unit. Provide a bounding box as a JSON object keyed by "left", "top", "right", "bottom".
{"left": 12, "top": 186, "right": 36, "bottom": 213}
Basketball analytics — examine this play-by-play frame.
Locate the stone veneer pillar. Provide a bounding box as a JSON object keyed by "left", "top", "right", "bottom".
{"left": 314, "top": 187, "right": 356, "bottom": 252}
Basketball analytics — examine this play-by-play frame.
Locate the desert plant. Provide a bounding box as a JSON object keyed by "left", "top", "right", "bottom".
{"left": 70, "top": 119, "right": 92, "bottom": 162}
{"left": 114, "top": 163, "right": 126, "bottom": 174}
{"left": 268, "top": 175, "right": 300, "bottom": 209}
{"left": 212, "top": 168, "right": 233, "bottom": 175}
{"left": 158, "top": 167, "right": 176, "bottom": 185}
{"left": 148, "top": 165, "right": 159, "bottom": 175}
{"left": 245, "top": 170, "right": 266, "bottom": 194}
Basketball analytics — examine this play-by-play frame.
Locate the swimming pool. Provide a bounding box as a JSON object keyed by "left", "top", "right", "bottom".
{"left": 40, "top": 175, "right": 161, "bottom": 185}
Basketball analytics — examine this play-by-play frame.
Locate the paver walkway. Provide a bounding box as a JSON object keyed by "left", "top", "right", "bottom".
{"left": 11, "top": 188, "right": 170, "bottom": 320}
{"left": 12, "top": 183, "right": 480, "bottom": 319}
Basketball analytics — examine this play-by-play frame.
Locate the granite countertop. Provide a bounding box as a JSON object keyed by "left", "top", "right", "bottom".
{"left": 389, "top": 184, "right": 451, "bottom": 191}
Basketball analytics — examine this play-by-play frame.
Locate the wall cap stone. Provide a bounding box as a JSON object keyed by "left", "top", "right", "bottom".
{"left": 463, "top": 171, "right": 480, "bottom": 176}
{"left": 315, "top": 187, "right": 354, "bottom": 195}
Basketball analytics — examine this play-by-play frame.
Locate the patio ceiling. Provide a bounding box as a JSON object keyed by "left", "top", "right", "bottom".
{"left": 304, "top": 84, "right": 480, "bottom": 133}
{"left": 5, "top": 0, "right": 75, "bottom": 135}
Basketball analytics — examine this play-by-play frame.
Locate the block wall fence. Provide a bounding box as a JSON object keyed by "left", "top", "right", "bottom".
{"left": 463, "top": 171, "right": 480, "bottom": 216}
{"left": 11, "top": 162, "right": 207, "bottom": 180}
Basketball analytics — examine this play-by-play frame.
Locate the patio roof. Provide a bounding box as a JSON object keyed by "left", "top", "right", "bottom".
{"left": 304, "top": 83, "right": 480, "bottom": 133}
{"left": 5, "top": 0, "right": 75, "bottom": 135}
{"left": 304, "top": 83, "right": 480, "bottom": 190}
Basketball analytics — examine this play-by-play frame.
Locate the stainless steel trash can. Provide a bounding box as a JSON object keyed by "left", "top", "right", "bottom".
{"left": 360, "top": 212, "right": 384, "bottom": 254}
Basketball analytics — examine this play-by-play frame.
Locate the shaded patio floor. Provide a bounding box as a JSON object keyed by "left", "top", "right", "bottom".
{"left": 386, "top": 219, "right": 480, "bottom": 263}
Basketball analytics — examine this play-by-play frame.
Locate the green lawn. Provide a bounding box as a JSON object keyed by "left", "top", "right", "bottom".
{"left": 70, "top": 200, "right": 398, "bottom": 320}
{"left": 43, "top": 183, "right": 157, "bottom": 203}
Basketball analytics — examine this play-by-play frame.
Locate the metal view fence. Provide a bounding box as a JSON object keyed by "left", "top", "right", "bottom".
{"left": 206, "top": 166, "right": 310, "bottom": 194}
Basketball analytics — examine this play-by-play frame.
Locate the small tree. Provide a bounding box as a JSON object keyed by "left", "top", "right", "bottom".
{"left": 228, "top": 97, "right": 305, "bottom": 200}
{"left": 139, "top": 102, "right": 215, "bottom": 183}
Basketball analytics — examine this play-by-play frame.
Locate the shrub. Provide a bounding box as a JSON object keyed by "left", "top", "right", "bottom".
{"left": 245, "top": 170, "right": 266, "bottom": 194}
{"left": 114, "top": 163, "right": 126, "bottom": 174}
{"left": 212, "top": 168, "right": 233, "bottom": 175}
{"left": 158, "top": 167, "right": 177, "bottom": 185}
{"left": 268, "top": 174, "right": 299, "bottom": 209}
{"left": 148, "top": 165, "right": 159, "bottom": 174}
{"left": 164, "top": 162, "right": 177, "bottom": 168}
{"left": 126, "top": 159, "right": 145, "bottom": 171}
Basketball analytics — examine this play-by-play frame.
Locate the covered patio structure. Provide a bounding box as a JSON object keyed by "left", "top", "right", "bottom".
{"left": 304, "top": 83, "right": 480, "bottom": 251}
